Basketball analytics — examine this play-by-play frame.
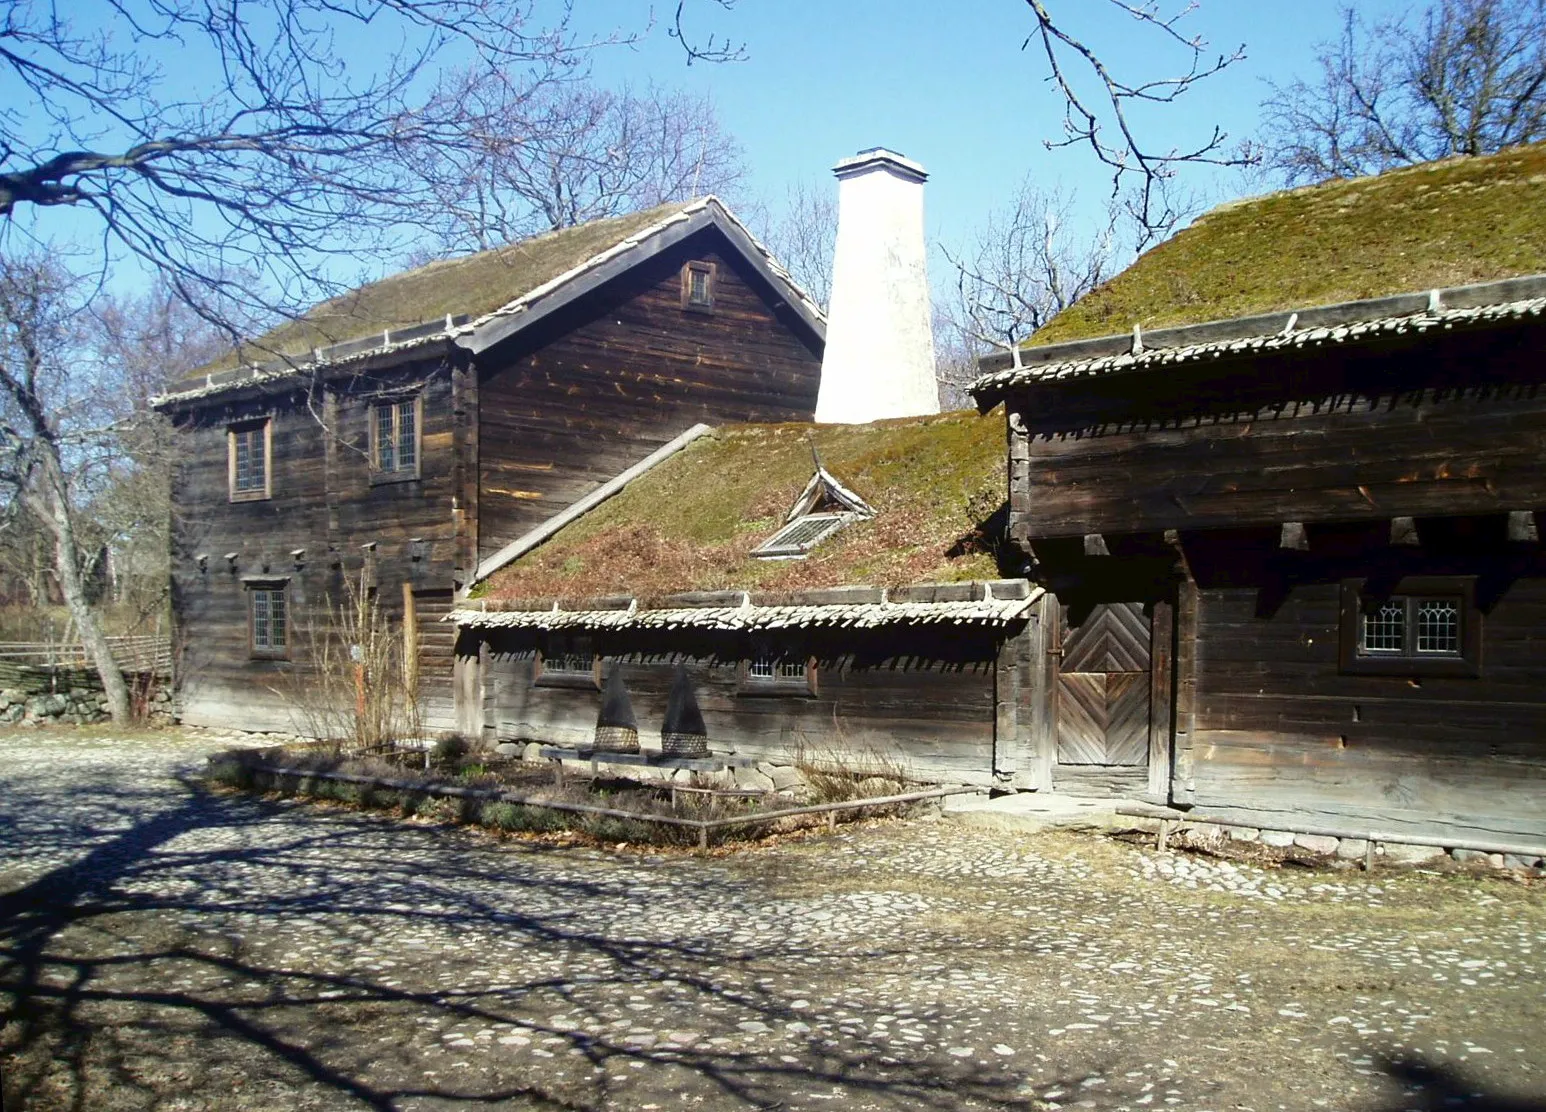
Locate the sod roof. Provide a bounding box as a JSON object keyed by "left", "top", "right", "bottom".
{"left": 1031, "top": 142, "right": 1546, "bottom": 347}
{"left": 478, "top": 409, "right": 1008, "bottom": 601}
{"left": 197, "top": 201, "right": 695, "bottom": 376}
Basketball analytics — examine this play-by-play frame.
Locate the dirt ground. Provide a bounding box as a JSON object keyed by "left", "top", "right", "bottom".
{"left": 1, "top": 728, "right": 1543, "bottom": 1111}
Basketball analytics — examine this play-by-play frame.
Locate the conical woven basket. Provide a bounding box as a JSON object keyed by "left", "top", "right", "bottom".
{"left": 661, "top": 731, "right": 708, "bottom": 758}
{"left": 593, "top": 725, "right": 640, "bottom": 754}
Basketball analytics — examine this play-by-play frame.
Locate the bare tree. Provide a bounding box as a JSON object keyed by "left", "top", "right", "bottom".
{"left": 411, "top": 77, "right": 749, "bottom": 251}
{"left": 759, "top": 179, "right": 838, "bottom": 312}
{"left": 0, "top": 256, "right": 134, "bottom": 720}
{"left": 1260, "top": 0, "right": 1546, "bottom": 184}
{"left": 0, "top": 0, "right": 625, "bottom": 337}
{"left": 943, "top": 182, "right": 1122, "bottom": 359}
{"left": 1018, "top": 1, "right": 1249, "bottom": 236}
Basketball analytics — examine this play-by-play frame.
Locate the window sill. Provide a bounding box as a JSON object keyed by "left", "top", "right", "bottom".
{"left": 249, "top": 650, "right": 290, "bottom": 662}
{"left": 370, "top": 470, "right": 420, "bottom": 486}
{"left": 534, "top": 673, "right": 599, "bottom": 691}
{"left": 737, "top": 681, "right": 817, "bottom": 699}
{"left": 229, "top": 490, "right": 270, "bottom": 503}
{"left": 1340, "top": 656, "right": 1479, "bottom": 679}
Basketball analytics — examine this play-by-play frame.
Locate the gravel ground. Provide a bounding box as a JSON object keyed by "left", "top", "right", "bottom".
{"left": 1, "top": 727, "right": 1543, "bottom": 1112}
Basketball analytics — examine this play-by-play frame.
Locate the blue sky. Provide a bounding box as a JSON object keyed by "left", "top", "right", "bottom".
{"left": 573, "top": 0, "right": 1411, "bottom": 257}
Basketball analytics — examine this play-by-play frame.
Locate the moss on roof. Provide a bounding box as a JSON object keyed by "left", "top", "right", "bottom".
{"left": 481, "top": 409, "right": 1008, "bottom": 601}
{"left": 1032, "top": 142, "right": 1546, "bottom": 346}
{"left": 203, "top": 202, "right": 695, "bottom": 374}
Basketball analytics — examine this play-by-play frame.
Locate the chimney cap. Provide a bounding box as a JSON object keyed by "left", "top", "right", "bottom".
{"left": 832, "top": 147, "right": 927, "bottom": 183}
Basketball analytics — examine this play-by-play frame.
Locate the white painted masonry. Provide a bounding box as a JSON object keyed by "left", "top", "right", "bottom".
{"left": 815, "top": 148, "right": 940, "bottom": 423}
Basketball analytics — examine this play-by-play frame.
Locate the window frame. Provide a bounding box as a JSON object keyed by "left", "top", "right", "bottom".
{"left": 534, "top": 634, "right": 600, "bottom": 690}
{"left": 680, "top": 260, "right": 717, "bottom": 312}
{"left": 738, "top": 640, "right": 818, "bottom": 698}
{"left": 751, "top": 512, "right": 855, "bottom": 560}
{"left": 1338, "top": 577, "right": 1480, "bottom": 677}
{"left": 368, "top": 394, "right": 422, "bottom": 484}
{"left": 227, "top": 419, "right": 272, "bottom": 502}
{"left": 245, "top": 579, "right": 290, "bottom": 660}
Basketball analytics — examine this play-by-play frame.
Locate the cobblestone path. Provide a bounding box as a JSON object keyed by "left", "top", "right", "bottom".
{"left": 2, "top": 730, "right": 1543, "bottom": 1111}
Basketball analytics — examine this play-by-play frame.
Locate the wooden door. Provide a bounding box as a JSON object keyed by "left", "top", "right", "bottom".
{"left": 1056, "top": 603, "right": 1151, "bottom": 766}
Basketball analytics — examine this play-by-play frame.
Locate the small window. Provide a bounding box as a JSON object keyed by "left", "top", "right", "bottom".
{"left": 681, "top": 261, "right": 716, "bottom": 311}
{"left": 1339, "top": 578, "right": 1479, "bottom": 677}
{"left": 740, "top": 641, "right": 816, "bottom": 696}
{"left": 752, "top": 513, "right": 852, "bottom": 560}
{"left": 370, "top": 396, "right": 420, "bottom": 481}
{"left": 535, "top": 635, "right": 598, "bottom": 688}
{"left": 248, "top": 583, "right": 289, "bottom": 658}
{"left": 228, "top": 420, "right": 271, "bottom": 501}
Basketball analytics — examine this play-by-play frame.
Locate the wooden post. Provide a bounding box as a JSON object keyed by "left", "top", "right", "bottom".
{"left": 401, "top": 582, "right": 418, "bottom": 726}
{"left": 1172, "top": 581, "right": 1198, "bottom": 805}
{"left": 1147, "top": 599, "right": 1174, "bottom": 803}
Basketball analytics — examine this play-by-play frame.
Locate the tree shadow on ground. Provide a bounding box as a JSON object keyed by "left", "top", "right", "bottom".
{"left": 0, "top": 755, "right": 1119, "bottom": 1111}
{"left": 1375, "top": 1057, "right": 1546, "bottom": 1112}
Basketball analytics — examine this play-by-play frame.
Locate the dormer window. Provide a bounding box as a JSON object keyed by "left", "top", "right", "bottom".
{"left": 751, "top": 459, "right": 876, "bottom": 560}
{"left": 681, "top": 261, "right": 715, "bottom": 311}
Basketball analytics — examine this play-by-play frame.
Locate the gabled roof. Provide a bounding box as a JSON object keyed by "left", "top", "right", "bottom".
{"left": 155, "top": 197, "right": 825, "bottom": 408}
{"left": 1026, "top": 142, "right": 1546, "bottom": 348}
{"left": 475, "top": 409, "right": 1008, "bottom": 602}
{"left": 972, "top": 275, "right": 1546, "bottom": 407}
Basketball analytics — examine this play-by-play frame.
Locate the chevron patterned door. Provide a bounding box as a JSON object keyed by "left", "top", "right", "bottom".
{"left": 1056, "top": 603, "right": 1151, "bottom": 767}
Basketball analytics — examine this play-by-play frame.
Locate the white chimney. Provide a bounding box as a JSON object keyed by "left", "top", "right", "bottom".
{"left": 815, "top": 148, "right": 940, "bottom": 424}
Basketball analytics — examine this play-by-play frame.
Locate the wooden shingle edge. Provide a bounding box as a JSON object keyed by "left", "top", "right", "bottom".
{"left": 970, "top": 274, "right": 1546, "bottom": 407}
{"left": 469, "top": 423, "right": 716, "bottom": 589}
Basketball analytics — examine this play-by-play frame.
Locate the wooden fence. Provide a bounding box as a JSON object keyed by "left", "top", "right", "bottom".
{"left": 0, "top": 635, "right": 172, "bottom": 692}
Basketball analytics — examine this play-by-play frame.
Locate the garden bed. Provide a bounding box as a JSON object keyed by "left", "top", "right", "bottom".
{"left": 205, "top": 743, "right": 980, "bottom": 850}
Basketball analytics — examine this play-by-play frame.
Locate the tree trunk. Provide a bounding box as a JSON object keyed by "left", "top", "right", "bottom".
{"left": 29, "top": 455, "right": 133, "bottom": 724}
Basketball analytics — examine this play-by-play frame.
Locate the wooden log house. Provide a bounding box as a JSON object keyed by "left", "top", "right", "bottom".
{"left": 453, "top": 410, "right": 1055, "bottom": 786}
{"left": 154, "top": 199, "right": 826, "bottom": 733}
{"left": 971, "top": 144, "right": 1546, "bottom": 844}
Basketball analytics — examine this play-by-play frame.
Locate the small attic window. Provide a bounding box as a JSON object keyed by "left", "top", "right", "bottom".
{"left": 682, "top": 261, "right": 715, "bottom": 310}
{"left": 752, "top": 513, "right": 852, "bottom": 559}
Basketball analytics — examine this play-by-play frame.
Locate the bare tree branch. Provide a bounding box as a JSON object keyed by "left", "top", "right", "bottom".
{"left": 1020, "top": 0, "right": 1249, "bottom": 235}
{"left": 1259, "top": 0, "right": 1546, "bottom": 184}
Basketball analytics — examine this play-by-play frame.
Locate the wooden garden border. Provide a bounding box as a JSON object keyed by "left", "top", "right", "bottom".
{"left": 229, "top": 758, "right": 983, "bottom": 849}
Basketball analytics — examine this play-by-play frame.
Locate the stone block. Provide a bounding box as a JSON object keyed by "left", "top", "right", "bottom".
{"left": 1451, "top": 848, "right": 1504, "bottom": 867}
{"left": 1258, "top": 829, "right": 1295, "bottom": 847}
{"left": 1224, "top": 825, "right": 1260, "bottom": 842}
{"left": 761, "top": 764, "right": 809, "bottom": 793}
{"left": 733, "top": 765, "right": 776, "bottom": 793}
{"left": 1334, "top": 838, "right": 1369, "bottom": 860}
{"left": 26, "top": 694, "right": 67, "bottom": 718}
{"left": 1293, "top": 834, "right": 1340, "bottom": 855}
{"left": 494, "top": 742, "right": 522, "bottom": 757}
{"left": 1381, "top": 842, "right": 1445, "bottom": 864}
{"left": 1503, "top": 853, "right": 1544, "bottom": 871}
{"left": 520, "top": 742, "right": 545, "bottom": 763}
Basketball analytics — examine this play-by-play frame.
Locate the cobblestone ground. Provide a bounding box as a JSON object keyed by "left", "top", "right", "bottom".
{"left": 1, "top": 730, "right": 1543, "bottom": 1112}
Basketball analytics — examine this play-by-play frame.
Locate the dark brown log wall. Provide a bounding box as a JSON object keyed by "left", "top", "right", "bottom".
{"left": 476, "top": 231, "right": 823, "bottom": 562}
{"left": 1187, "top": 578, "right": 1546, "bottom": 843}
{"left": 476, "top": 627, "right": 1001, "bottom": 783}
{"left": 1008, "top": 323, "right": 1546, "bottom": 543}
{"left": 171, "top": 360, "right": 459, "bottom": 732}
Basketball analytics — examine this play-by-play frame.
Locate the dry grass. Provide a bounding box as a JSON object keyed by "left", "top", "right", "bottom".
{"left": 480, "top": 409, "right": 1007, "bottom": 600}
{"left": 190, "top": 202, "right": 693, "bottom": 376}
{"left": 1032, "top": 141, "right": 1546, "bottom": 345}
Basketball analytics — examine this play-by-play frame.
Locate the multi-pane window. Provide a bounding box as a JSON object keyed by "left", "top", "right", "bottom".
{"left": 751, "top": 513, "right": 852, "bottom": 559}
{"left": 748, "top": 656, "right": 807, "bottom": 681}
{"left": 741, "top": 640, "right": 814, "bottom": 695}
{"left": 681, "top": 261, "right": 715, "bottom": 310}
{"left": 249, "top": 585, "right": 287, "bottom": 657}
{"left": 372, "top": 397, "right": 418, "bottom": 477}
{"left": 536, "top": 635, "right": 597, "bottom": 687}
{"left": 1341, "top": 578, "right": 1477, "bottom": 676}
{"left": 1359, "top": 596, "right": 1462, "bottom": 657}
{"left": 228, "top": 421, "right": 269, "bottom": 500}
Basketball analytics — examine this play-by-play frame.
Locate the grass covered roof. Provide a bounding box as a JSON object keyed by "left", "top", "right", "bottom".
{"left": 200, "top": 202, "right": 695, "bottom": 374}
{"left": 1032, "top": 142, "right": 1546, "bottom": 347}
{"left": 479, "top": 409, "right": 1008, "bottom": 601}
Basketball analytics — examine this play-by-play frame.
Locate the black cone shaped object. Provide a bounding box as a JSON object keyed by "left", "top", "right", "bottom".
{"left": 661, "top": 663, "right": 708, "bottom": 757}
{"left": 593, "top": 663, "right": 639, "bottom": 753}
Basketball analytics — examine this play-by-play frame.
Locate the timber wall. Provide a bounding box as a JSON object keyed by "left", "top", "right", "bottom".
{"left": 171, "top": 361, "right": 459, "bottom": 732}
{"left": 476, "top": 231, "right": 823, "bottom": 562}
{"left": 1188, "top": 579, "right": 1546, "bottom": 844}
{"left": 477, "top": 626, "right": 1003, "bottom": 784}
